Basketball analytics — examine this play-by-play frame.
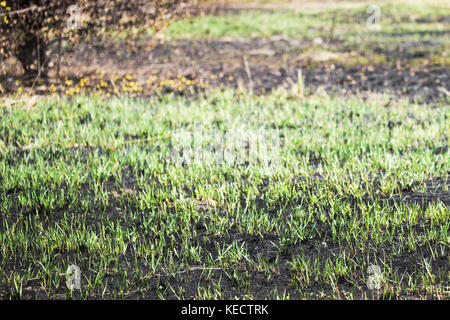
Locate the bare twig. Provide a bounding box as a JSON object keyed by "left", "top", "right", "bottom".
{"left": 437, "top": 87, "right": 450, "bottom": 97}
{"left": 0, "top": 6, "right": 47, "bottom": 18}
{"left": 243, "top": 55, "right": 253, "bottom": 93}
{"left": 328, "top": 13, "right": 337, "bottom": 43}
{"left": 31, "top": 39, "right": 49, "bottom": 90}
{"left": 56, "top": 38, "right": 62, "bottom": 77}
{"left": 110, "top": 79, "right": 119, "bottom": 93}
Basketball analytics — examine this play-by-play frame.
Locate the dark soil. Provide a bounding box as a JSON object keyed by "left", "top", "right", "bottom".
{"left": 2, "top": 35, "right": 449, "bottom": 104}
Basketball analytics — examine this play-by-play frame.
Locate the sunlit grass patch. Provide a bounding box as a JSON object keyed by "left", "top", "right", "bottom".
{"left": 164, "top": 11, "right": 330, "bottom": 40}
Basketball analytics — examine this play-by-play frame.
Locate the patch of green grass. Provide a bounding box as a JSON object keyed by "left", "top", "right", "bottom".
{"left": 165, "top": 1, "right": 449, "bottom": 40}
{"left": 165, "top": 11, "right": 329, "bottom": 40}
{"left": 0, "top": 89, "right": 448, "bottom": 299}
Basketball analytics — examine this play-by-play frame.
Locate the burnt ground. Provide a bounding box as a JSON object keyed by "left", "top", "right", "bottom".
{"left": 1, "top": 32, "right": 449, "bottom": 104}
{"left": 142, "top": 37, "right": 449, "bottom": 103}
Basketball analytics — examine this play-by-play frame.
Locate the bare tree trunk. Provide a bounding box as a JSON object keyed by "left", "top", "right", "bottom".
{"left": 16, "top": 32, "right": 47, "bottom": 76}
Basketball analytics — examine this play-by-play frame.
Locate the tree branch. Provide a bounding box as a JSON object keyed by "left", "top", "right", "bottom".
{"left": 0, "top": 6, "right": 47, "bottom": 18}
